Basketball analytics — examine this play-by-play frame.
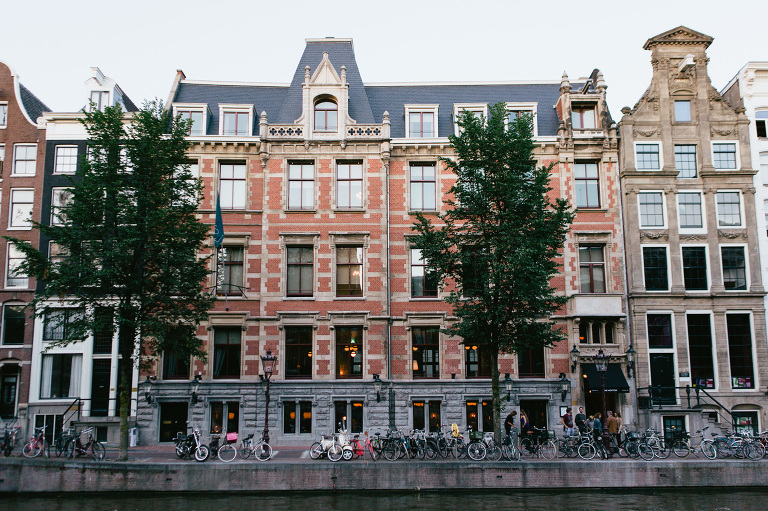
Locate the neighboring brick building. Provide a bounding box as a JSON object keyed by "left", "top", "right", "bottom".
{"left": 0, "top": 61, "right": 48, "bottom": 430}
{"left": 619, "top": 27, "right": 767, "bottom": 436}
{"left": 139, "top": 39, "right": 628, "bottom": 445}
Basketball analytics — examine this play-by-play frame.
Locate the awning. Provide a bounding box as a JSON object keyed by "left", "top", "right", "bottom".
{"left": 582, "top": 363, "right": 630, "bottom": 393}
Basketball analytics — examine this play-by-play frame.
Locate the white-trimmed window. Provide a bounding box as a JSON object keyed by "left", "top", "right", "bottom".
{"left": 336, "top": 246, "right": 363, "bottom": 297}
{"left": 712, "top": 142, "right": 738, "bottom": 170}
{"left": 638, "top": 191, "right": 666, "bottom": 228}
{"left": 716, "top": 191, "right": 743, "bottom": 228}
{"left": 453, "top": 103, "right": 487, "bottom": 135}
{"left": 721, "top": 245, "right": 747, "bottom": 291}
{"left": 755, "top": 111, "right": 768, "bottom": 138}
{"left": 50, "top": 187, "right": 73, "bottom": 226}
{"left": 506, "top": 103, "right": 537, "bottom": 136}
{"left": 0, "top": 104, "right": 7, "bottom": 127}
{"left": 635, "top": 142, "right": 661, "bottom": 170}
{"left": 674, "top": 145, "right": 697, "bottom": 178}
{"left": 0, "top": 144, "right": 5, "bottom": 177}
{"left": 405, "top": 105, "right": 438, "bottom": 138}
{"left": 40, "top": 354, "right": 82, "bottom": 399}
{"left": 12, "top": 144, "right": 36, "bottom": 175}
{"left": 336, "top": 161, "right": 363, "bottom": 209}
{"left": 410, "top": 163, "right": 436, "bottom": 211}
{"left": 726, "top": 313, "right": 755, "bottom": 389}
{"left": 574, "top": 162, "right": 600, "bottom": 208}
{"left": 646, "top": 313, "right": 677, "bottom": 404}
{"left": 676, "top": 192, "right": 704, "bottom": 232}
{"left": 177, "top": 110, "right": 204, "bottom": 136}
{"left": 686, "top": 312, "right": 716, "bottom": 389}
{"left": 572, "top": 104, "right": 596, "bottom": 129}
{"left": 9, "top": 189, "right": 33, "bottom": 229}
{"left": 681, "top": 246, "right": 708, "bottom": 291}
{"left": 5, "top": 242, "right": 28, "bottom": 288}
{"left": 219, "top": 105, "right": 253, "bottom": 137}
{"left": 674, "top": 101, "right": 691, "bottom": 122}
{"left": 219, "top": 162, "right": 246, "bottom": 210}
{"left": 90, "top": 91, "right": 110, "bottom": 111}
{"left": 314, "top": 99, "right": 338, "bottom": 132}
{"left": 642, "top": 245, "right": 669, "bottom": 291}
{"left": 54, "top": 146, "right": 78, "bottom": 174}
{"left": 288, "top": 161, "right": 315, "bottom": 210}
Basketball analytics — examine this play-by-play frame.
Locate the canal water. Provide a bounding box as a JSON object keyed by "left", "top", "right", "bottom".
{"left": 3, "top": 488, "right": 767, "bottom": 511}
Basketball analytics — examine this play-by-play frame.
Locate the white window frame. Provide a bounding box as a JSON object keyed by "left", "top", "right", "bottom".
{"left": 724, "top": 311, "right": 758, "bottom": 392}
{"left": 684, "top": 310, "right": 718, "bottom": 390}
{"left": 172, "top": 103, "right": 209, "bottom": 136}
{"left": 12, "top": 144, "right": 37, "bottom": 176}
{"left": 335, "top": 160, "right": 364, "bottom": 210}
{"left": 676, "top": 191, "right": 706, "bottom": 234}
{"left": 637, "top": 191, "right": 667, "bottom": 229}
{"left": 645, "top": 311, "right": 679, "bottom": 399}
{"left": 634, "top": 141, "right": 663, "bottom": 171}
{"left": 404, "top": 105, "right": 439, "bottom": 139}
{"left": 680, "top": 245, "right": 710, "bottom": 293}
{"left": 0, "top": 103, "right": 7, "bottom": 128}
{"left": 641, "top": 244, "right": 671, "bottom": 292}
{"left": 8, "top": 188, "right": 34, "bottom": 229}
{"left": 0, "top": 144, "right": 5, "bottom": 180}
{"left": 711, "top": 141, "right": 741, "bottom": 170}
{"left": 53, "top": 146, "right": 78, "bottom": 174}
{"left": 89, "top": 91, "right": 110, "bottom": 112}
{"left": 453, "top": 103, "right": 487, "bottom": 136}
{"left": 218, "top": 161, "right": 247, "bottom": 210}
{"left": 408, "top": 161, "right": 438, "bottom": 212}
{"left": 5, "top": 242, "right": 28, "bottom": 289}
{"left": 50, "top": 187, "right": 73, "bottom": 226}
{"left": 505, "top": 102, "right": 538, "bottom": 137}
{"left": 674, "top": 100, "right": 692, "bottom": 122}
{"left": 218, "top": 104, "right": 254, "bottom": 137}
{"left": 571, "top": 103, "right": 597, "bottom": 130}
{"left": 715, "top": 189, "right": 745, "bottom": 228}
{"left": 720, "top": 243, "right": 749, "bottom": 292}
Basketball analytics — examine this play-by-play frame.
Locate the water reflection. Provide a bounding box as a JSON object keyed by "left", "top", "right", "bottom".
{"left": 4, "top": 488, "right": 767, "bottom": 511}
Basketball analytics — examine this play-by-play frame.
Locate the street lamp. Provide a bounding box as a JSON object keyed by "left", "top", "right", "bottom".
{"left": 373, "top": 374, "right": 383, "bottom": 403}
{"left": 625, "top": 345, "right": 635, "bottom": 379}
{"left": 189, "top": 374, "right": 202, "bottom": 405}
{"left": 594, "top": 349, "right": 609, "bottom": 426}
{"left": 504, "top": 373, "right": 513, "bottom": 402}
{"left": 570, "top": 345, "right": 580, "bottom": 373}
{"left": 559, "top": 373, "right": 570, "bottom": 402}
{"left": 260, "top": 350, "right": 278, "bottom": 444}
{"left": 143, "top": 375, "right": 155, "bottom": 403}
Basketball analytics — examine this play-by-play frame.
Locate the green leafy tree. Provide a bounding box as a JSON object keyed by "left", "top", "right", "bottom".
{"left": 7, "top": 101, "right": 212, "bottom": 460}
{"left": 411, "top": 102, "right": 574, "bottom": 441}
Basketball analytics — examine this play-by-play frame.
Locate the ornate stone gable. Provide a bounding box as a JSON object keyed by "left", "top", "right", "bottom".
{"left": 643, "top": 26, "right": 713, "bottom": 50}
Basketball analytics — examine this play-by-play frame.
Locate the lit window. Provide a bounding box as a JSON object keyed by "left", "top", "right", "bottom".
{"left": 677, "top": 192, "right": 703, "bottom": 230}
{"left": 336, "top": 326, "right": 363, "bottom": 378}
{"left": 682, "top": 246, "right": 707, "bottom": 291}
{"left": 283, "top": 400, "right": 312, "bottom": 434}
{"left": 222, "top": 111, "right": 249, "bottom": 136}
{"left": 721, "top": 246, "right": 747, "bottom": 290}
{"left": 288, "top": 162, "right": 314, "bottom": 210}
{"left": 638, "top": 192, "right": 665, "bottom": 228}
{"left": 413, "top": 400, "right": 442, "bottom": 433}
{"left": 219, "top": 162, "right": 246, "bottom": 209}
{"left": 636, "top": 144, "right": 660, "bottom": 170}
{"left": 579, "top": 245, "right": 605, "bottom": 293}
{"left": 9, "top": 189, "right": 34, "bottom": 228}
{"left": 716, "top": 192, "right": 742, "bottom": 227}
{"left": 674, "top": 101, "right": 691, "bottom": 122}
{"left": 643, "top": 246, "right": 669, "bottom": 291}
{"left": 574, "top": 162, "right": 600, "bottom": 208}
{"left": 409, "top": 112, "right": 435, "bottom": 138}
{"left": 336, "top": 162, "right": 363, "bottom": 209}
{"left": 285, "top": 326, "right": 312, "bottom": 379}
{"left": 412, "top": 326, "right": 439, "bottom": 378}
{"left": 713, "top": 143, "right": 737, "bottom": 169}
{"left": 12, "top": 144, "right": 36, "bottom": 175}
{"left": 314, "top": 100, "right": 338, "bottom": 132}
{"left": 410, "top": 163, "right": 436, "bottom": 211}
{"left": 674, "top": 145, "right": 697, "bottom": 178}
{"left": 572, "top": 106, "right": 595, "bottom": 129}
{"left": 336, "top": 246, "right": 363, "bottom": 297}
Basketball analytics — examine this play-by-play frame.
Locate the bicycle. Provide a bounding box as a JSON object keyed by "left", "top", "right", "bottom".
{"left": 519, "top": 427, "right": 556, "bottom": 460}
{"left": 67, "top": 427, "right": 106, "bottom": 461}
{"left": 1, "top": 420, "right": 21, "bottom": 457}
{"left": 347, "top": 431, "right": 377, "bottom": 461}
{"left": 241, "top": 430, "right": 272, "bottom": 461}
{"left": 500, "top": 433, "right": 522, "bottom": 461}
{"left": 22, "top": 426, "right": 50, "bottom": 459}
{"left": 669, "top": 426, "right": 716, "bottom": 459}
{"left": 557, "top": 430, "right": 582, "bottom": 458}
{"left": 53, "top": 426, "right": 77, "bottom": 458}
{"left": 217, "top": 431, "right": 239, "bottom": 462}
{"left": 466, "top": 427, "right": 487, "bottom": 461}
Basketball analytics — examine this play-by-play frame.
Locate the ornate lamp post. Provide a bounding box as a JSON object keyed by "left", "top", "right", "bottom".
{"left": 570, "top": 345, "right": 580, "bottom": 373}
{"left": 594, "top": 349, "right": 609, "bottom": 426}
{"left": 373, "top": 374, "right": 383, "bottom": 403}
{"left": 504, "top": 373, "right": 513, "bottom": 402}
{"left": 189, "top": 374, "right": 202, "bottom": 405}
{"left": 559, "top": 373, "right": 570, "bottom": 402}
{"left": 142, "top": 375, "right": 155, "bottom": 403}
{"left": 260, "top": 350, "right": 278, "bottom": 444}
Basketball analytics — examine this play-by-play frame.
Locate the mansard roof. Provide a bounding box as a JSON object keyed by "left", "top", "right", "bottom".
{"left": 643, "top": 26, "right": 713, "bottom": 50}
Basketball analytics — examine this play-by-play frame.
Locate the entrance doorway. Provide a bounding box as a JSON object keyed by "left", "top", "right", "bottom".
{"left": 520, "top": 399, "right": 549, "bottom": 429}
{"left": 159, "top": 402, "right": 188, "bottom": 442}
{"left": 91, "top": 359, "right": 111, "bottom": 417}
{"left": 584, "top": 389, "right": 619, "bottom": 419}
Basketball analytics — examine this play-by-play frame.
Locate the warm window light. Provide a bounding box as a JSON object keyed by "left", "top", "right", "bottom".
{"left": 430, "top": 413, "right": 437, "bottom": 419}
{"left": 464, "top": 346, "right": 470, "bottom": 350}
{"left": 308, "top": 351, "right": 312, "bottom": 357}
{"left": 413, "top": 346, "right": 419, "bottom": 351}
{"left": 228, "top": 412, "right": 234, "bottom": 420}
{"left": 353, "top": 403, "right": 362, "bottom": 408}
{"left": 413, "top": 359, "right": 419, "bottom": 371}
{"left": 290, "top": 412, "right": 296, "bottom": 419}
{"left": 303, "top": 412, "right": 312, "bottom": 419}
{"left": 351, "top": 351, "right": 357, "bottom": 357}
{"left": 472, "top": 346, "right": 478, "bottom": 350}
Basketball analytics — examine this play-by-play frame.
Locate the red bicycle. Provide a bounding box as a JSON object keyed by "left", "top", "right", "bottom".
{"left": 348, "top": 431, "right": 377, "bottom": 461}
{"left": 22, "top": 426, "right": 50, "bottom": 458}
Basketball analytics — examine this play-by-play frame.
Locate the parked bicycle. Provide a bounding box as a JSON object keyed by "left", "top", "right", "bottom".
{"left": 520, "top": 427, "right": 556, "bottom": 459}
{"left": 239, "top": 430, "right": 272, "bottom": 461}
{"left": 53, "top": 426, "right": 77, "bottom": 458}
{"left": 1, "top": 420, "right": 20, "bottom": 457}
{"left": 669, "top": 426, "right": 716, "bottom": 459}
{"left": 67, "top": 427, "right": 106, "bottom": 461}
{"left": 22, "top": 426, "right": 49, "bottom": 459}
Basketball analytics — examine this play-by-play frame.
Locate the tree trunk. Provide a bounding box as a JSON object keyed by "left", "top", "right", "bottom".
{"left": 117, "top": 314, "right": 135, "bottom": 461}
{"left": 491, "top": 342, "right": 501, "bottom": 444}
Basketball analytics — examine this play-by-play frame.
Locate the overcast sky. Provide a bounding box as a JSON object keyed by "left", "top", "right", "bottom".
{"left": 3, "top": 0, "right": 766, "bottom": 119}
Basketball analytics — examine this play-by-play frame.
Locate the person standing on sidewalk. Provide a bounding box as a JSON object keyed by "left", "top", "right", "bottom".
{"left": 575, "top": 407, "right": 587, "bottom": 434}
{"left": 504, "top": 410, "right": 517, "bottom": 437}
{"left": 560, "top": 407, "right": 574, "bottom": 437}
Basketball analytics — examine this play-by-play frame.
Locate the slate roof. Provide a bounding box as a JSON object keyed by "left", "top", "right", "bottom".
{"left": 19, "top": 83, "right": 51, "bottom": 120}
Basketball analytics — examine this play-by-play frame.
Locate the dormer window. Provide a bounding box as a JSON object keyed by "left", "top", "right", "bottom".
{"left": 178, "top": 110, "right": 204, "bottom": 136}
{"left": 572, "top": 105, "right": 596, "bottom": 129}
{"left": 223, "top": 112, "right": 249, "bottom": 136}
{"left": 314, "top": 99, "right": 338, "bottom": 132}
{"left": 90, "top": 91, "right": 110, "bottom": 112}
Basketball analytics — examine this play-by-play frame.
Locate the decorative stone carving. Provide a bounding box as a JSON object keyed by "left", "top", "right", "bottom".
{"left": 633, "top": 128, "right": 659, "bottom": 137}
{"left": 711, "top": 127, "right": 736, "bottom": 137}
{"left": 669, "top": 66, "right": 695, "bottom": 91}
{"left": 718, "top": 230, "right": 747, "bottom": 239}
{"left": 679, "top": 234, "right": 707, "bottom": 241}
{"left": 639, "top": 231, "right": 669, "bottom": 240}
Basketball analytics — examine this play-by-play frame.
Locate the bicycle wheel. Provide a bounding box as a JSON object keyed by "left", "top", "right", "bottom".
{"left": 467, "top": 441, "right": 487, "bottom": 461}
{"left": 218, "top": 444, "right": 237, "bottom": 462}
{"left": 367, "top": 443, "right": 378, "bottom": 462}
{"left": 701, "top": 440, "right": 717, "bottom": 460}
{"left": 194, "top": 445, "right": 210, "bottom": 462}
{"left": 745, "top": 442, "right": 765, "bottom": 461}
{"left": 91, "top": 442, "right": 106, "bottom": 461}
{"left": 578, "top": 442, "right": 596, "bottom": 460}
{"left": 54, "top": 438, "right": 64, "bottom": 457}
{"left": 437, "top": 437, "right": 448, "bottom": 458}
{"left": 519, "top": 437, "right": 534, "bottom": 457}
{"left": 309, "top": 442, "right": 323, "bottom": 460}
{"left": 654, "top": 440, "right": 670, "bottom": 459}
{"left": 254, "top": 443, "right": 272, "bottom": 461}
{"left": 540, "top": 440, "right": 556, "bottom": 460}
{"left": 556, "top": 439, "right": 570, "bottom": 458}
{"left": 637, "top": 442, "right": 654, "bottom": 461}
{"left": 503, "top": 443, "right": 522, "bottom": 461}
{"left": 415, "top": 440, "right": 426, "bottom": 460}
{"left": 486, "top": 443, "right": 502, "bottom": 461}
{"left": 240, "top": 442, "right": 252, "bottom": 459}
{"left": 425, "top": 440, "right": 437, "bottom": 460}
{"left": 328, "top": 444, "right": 343, "bottom": 462}
{"left": 23, "top": 441, "right": 42, "bottom": 459}
{"left": 714, "top": 438, "right": 731, "bottom": 458}
{"left": 671, "top": 440, "right": 690, "bottom": 458}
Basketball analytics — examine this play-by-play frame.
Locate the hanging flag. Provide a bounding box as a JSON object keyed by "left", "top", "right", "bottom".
{"left": 214, "top": 192, "right": 224, "bottom": 248}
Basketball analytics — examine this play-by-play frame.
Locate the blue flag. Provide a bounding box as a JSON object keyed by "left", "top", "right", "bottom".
{"left": 214, "top": 193, "right": 224, "bottom": 248}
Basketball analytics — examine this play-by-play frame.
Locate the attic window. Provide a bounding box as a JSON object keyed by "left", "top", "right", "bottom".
{"left": 314, "top": 99, "right": 338, "bottom": 132}
{"left": 0, "top": 104, "right": 7, "bottom": 127}
{"left": 90, "top": 91, "right": 110, "bottom": 112}
{"left": 755, "top": 111, "right": 768, "bottom": 138}
{"left": 572, "top": 105, "right": 596, "bottom": 130}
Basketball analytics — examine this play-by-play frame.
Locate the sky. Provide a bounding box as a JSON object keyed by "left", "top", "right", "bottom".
{"left": 3, "top": 0, "right": 767, "bottom": 119}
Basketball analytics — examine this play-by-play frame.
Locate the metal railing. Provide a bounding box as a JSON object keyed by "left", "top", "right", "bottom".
{"left": 637, "top": 385, "right": 735, "bottom": 428}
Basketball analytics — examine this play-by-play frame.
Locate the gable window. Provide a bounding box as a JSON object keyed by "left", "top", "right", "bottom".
{"left": 638, "top": 192, "right": 665, "bottom": 228}
{"left": 218, "top": 246, "right": 244, "bottom": 296}
{"left": 411, "top": 249, "right": 438, "bottom": 298}
{"left": 406, "top": 106, "right": 438, "bottom": 138}
{"left": 222, "top": 111, "right": 249, "bottom": 136}
{"left": 13, "top": 144, "right": 36, "bottom": 175}
{"left": 336, "top": 326, "right": 363, "bottom": 378}
{"left": 756, "top": 111, "right": 768, "bottom": 138}
{"left": 177, "top": 110, "right": 204, "bottom": 136}
{"left": 336, "top": 246, "right": 363, "bottom": 297}
{"left": 453, "top": 104, "right": 487, "bottom": 135}
{"left": 40, "top": 354, "right": 81, "bottom": 399}
{"left": 409, "top": 163, "right": 436, "bottom": 211}
{"left": 6, "top": 243, "right": 28, "bottom": 288}
{"left": 213, "top": 327, "right": 241, "bottom": 379}
{"left": 643, "top": 246, "right": 669, "bottom": 291}
{"left": 674, "top": 101, "right": 691, "bottom": 122}
{"left": 336, "top": 161, "right": 363, "bottom": 209}
{"left": 9, "top": 189, "right": 34, "bottom": 228}
{"left": 677, "top": 192, "right": 703, "bottom": 230}
{"left": 314, "top": 99, "right": 337, "bottom": 132}
{"left": 572, "top": 106, "right": 596, "bottom": 129}
{"left": 0, "top": 104, "right": 6, "bottom": 126}
{"left": 412, "top": 326, "right": 439, "bottom": 378}
{"left": 2, "top": 304, "right": 25, "bottom": 345}
{"left": 286, "top": 246, "right": 313, "bottom": 297}
{"left": 713, "top": 143, "right": 737, "bottom": 169}
{"left": 636, "top": 143, "right": 661, "bottom": 170}
{"left": 506, "top": 103, "right": 537, "bottom": 136}
{"left": 574, "top": 162, "right": 600, "bottom": 208}
{"left": 726, "top": 313, "right": 754, "bottom": 389}
{"left": 90, "top": 91, "right": 110, "bottom": 111}
{"left": 579, "top": 245, "right": 605, "bottom": 293}
{"left": 681, "top": 246, "right": 708, "bottom": 291}
{"left": 219, "top": 162, "right": 246, "bottom": 210}
{"left": 716, "top": 191, "right": 742, "bottom": 227}
{"left": 686, "top": 314, "right": 715, "bottom": 389}
{"left": 285, "top": 326, "right": 312, "bottom": 379}
{"left": 721, "top": 246, "right": 747, "bottom": 290}
{"left": 54, "top": 146, "right": 78, "bottom": 174}
{"left": 288, "top": 162, "right": 314, "bottom": 210}
{"left": 674, "top": 145, "right": 697, "bottom": 178}
{"left": 51, "top": 188, "right": 73, "bottom": 226}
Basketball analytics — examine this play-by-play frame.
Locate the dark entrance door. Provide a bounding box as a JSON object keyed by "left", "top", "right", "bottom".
{"left": 0, "top": 372, "right": 18, "bottom": 418}
{"left": 91, "top": 359, "right": 111, "bottom": 417}
{"left": 650, "top": 353, "right": 676, "bottom": 404}
{"left": 160, "top": 402, "right": 188, "bottom": 442}
{"left": 520, "top": 399, "right": 549, "bottom": 430}
{"left": 584, "top": 387, "right": 618, "bottom": 418}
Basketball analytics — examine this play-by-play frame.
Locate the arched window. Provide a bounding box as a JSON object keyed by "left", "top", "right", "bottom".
{"left": 314, "top": 99, "right": 337, "bottom": 132}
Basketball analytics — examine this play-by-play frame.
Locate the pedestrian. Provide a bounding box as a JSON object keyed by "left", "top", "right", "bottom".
{"left": 592, "top": 412, "right": 602, "bottom": 442}
{"left": 587, "top": 415, "right": 595, "bottom": 431}
{"left": 520, "top": 410, "right": 531, "bottom": 436}
{"left": 615, "top": 411, "right": 625, "bottom": 443}
{"left": 575, "top": 406, "right": 587, "bottom": 434}
{"left": 606, "top": 411, "right": 618, "bottom": 455}
{"left": 504, "top": 410, "right": 517, "bottom": 437}
{"left": 560, "top": 407, "right": 574, "bottom": 437}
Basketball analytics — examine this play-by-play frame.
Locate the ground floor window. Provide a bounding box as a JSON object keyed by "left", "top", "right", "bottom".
{"left": 413, "top": 400, "right": 441, "bottom": 433}
{"left": 334, "top": 400, "right": 363, "bottom": 433}
{"left": 34, "top": 414, "right": 63, "bottom": 445}
{"left": 283, "top": 400, "right": 312, "bottom": 434}
{"left": 210, "top": 401, "right": 239, "bottom": 435}
{"left": 662, "top": 415, "right": 686, "bottom": 442}
{"left": 733, "top": 411, "right": 758, "bottom": 436}
{"left": 465, "top": 399, "right": 493, "bottom": 432}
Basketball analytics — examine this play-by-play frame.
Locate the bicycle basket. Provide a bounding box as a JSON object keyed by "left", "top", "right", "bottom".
{"left": 670, "top": 430, "right": 688, "bottom": 440}
{"left": 226, "top": 432, "right": 238, "bottom": 443}
{"left": 628, "top": 431, "right": 640, "bottom": 440}
{"left": 469, "top": 430, "right": 483, "bottom": 442}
